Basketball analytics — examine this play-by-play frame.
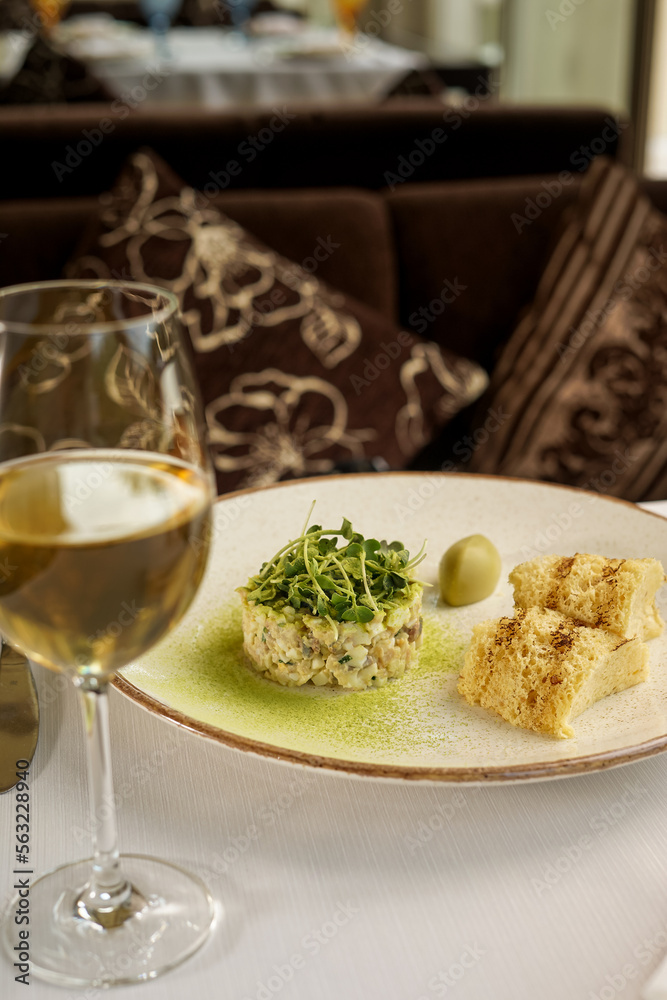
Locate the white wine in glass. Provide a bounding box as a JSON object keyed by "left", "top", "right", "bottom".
{"left": 0, "top": 280, "right": 216, "bottom": 987}
{"left": 0, "top": 452, "right": 209, "bottom": 678}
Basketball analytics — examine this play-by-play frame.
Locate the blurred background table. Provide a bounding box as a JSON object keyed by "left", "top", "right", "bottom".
{"left": 60, "top": 23, "right": 429, "bottom": 107}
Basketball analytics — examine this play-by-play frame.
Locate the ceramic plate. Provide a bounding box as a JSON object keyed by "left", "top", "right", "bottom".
{"left": 115, "top": 473, "right": 667, "bottom": 783}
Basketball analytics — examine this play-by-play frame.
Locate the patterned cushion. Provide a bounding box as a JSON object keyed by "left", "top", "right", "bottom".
{"left": 66, "top": 149, "right": 488, "bottom": 494}
{"left": 468, "top": 157, "right": 667, "bottom": 501}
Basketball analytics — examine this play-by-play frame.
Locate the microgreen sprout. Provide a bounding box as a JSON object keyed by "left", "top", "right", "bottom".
{"left": 244, "top": 503, "right": 427, "bottom": 625}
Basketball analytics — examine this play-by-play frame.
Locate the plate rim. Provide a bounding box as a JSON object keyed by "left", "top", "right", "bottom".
{"left": 113, "top": 471, "right": 667, "bottom": 784}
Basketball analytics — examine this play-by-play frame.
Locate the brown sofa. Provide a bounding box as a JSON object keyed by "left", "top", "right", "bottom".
{"left": 1, "top": 100, "right": 664, "bottom": 481}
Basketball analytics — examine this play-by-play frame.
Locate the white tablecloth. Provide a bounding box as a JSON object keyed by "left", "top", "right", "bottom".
{"left": 83, "top": 27, "right": 428, "bottom": 108}
{"left": 3, "top": 501, "right": 667, "bottom": 1000}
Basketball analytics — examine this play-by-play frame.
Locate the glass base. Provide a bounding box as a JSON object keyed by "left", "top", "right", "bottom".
{"left": 2, "top": 854, "right": 216, "bottom": 988}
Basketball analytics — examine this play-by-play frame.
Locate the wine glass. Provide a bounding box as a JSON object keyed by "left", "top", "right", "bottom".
{"left": 28, "top": 0, "right": 71, "bottom": 34}
{"left": 0, "top": 280, "right": 216, "bottom": 987}
{"left": 331, "top": 0, "right": 368, "bottom": 37}
{"left": 139, "top": 0, "right": 182, "bottom": 59}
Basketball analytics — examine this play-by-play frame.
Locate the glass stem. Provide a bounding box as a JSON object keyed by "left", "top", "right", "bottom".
{"left": 76, "top": 682, "right": 135, "bottom": 927}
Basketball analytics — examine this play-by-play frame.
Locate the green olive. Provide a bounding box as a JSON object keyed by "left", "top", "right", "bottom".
{"left": 439, "top": 534, "right": 502, "bottom": 606}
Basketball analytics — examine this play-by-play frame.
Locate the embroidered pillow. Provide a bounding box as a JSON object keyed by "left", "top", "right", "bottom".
{"left": 468, "top": 158, "right": 667, "bottom": 501}
{"left": 66, "top": 148, "right": 488, "bottom": 494}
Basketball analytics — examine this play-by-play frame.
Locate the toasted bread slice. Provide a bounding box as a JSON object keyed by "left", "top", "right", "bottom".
{"left": 509, "top": 553, "right": 665, "bottom": 640}
{"left": 458, "top": 607, "right": 649, "bottom": 738}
